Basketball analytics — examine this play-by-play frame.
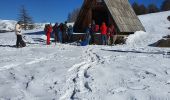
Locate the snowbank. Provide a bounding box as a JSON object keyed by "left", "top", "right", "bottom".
{"left": 67, "top": 22, "right": 74, "bottom": 27}
{"left": 126, "top": 31, "right": 149, "bottom": 46}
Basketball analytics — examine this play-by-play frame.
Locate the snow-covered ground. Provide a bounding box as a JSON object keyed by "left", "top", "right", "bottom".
{"left": 0, "top": 11, "right": 170, "bottom": 100}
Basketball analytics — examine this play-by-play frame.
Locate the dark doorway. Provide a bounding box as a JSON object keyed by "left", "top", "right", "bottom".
{"left": 92, "top": 6, "right": 109, "bottom": 26}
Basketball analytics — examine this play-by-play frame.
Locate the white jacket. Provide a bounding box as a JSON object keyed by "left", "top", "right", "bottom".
{"left": 15, "top": 24, "right": 22, "bottom": 35}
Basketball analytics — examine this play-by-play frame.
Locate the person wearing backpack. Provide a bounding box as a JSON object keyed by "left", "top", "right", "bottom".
{"left": 58, "top": 23, "right": 63, "bottom": 43}
{"left": 62, "top": 21, "right": 68, "bottom": 43}
{"left": 46, "top": 24, "right": 53, "bottom": 45}
{"left": 15, "top": 21, "right": 26, "bottom": 48}
{"left": 53, "top": 23, "right": 59, "bottom": 44}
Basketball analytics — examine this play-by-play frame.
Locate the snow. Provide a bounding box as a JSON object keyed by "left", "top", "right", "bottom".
{"left": 0, "top": 20, "right": 17, "bottom": 31}
{"left": 126, "top": 11, "right": 170, "bottom": 47}
{"left": 0, "top": 11, "right": 170, "bottom": 100}
{"left": 126, "top": 31, "right": 149, "bottom": 46}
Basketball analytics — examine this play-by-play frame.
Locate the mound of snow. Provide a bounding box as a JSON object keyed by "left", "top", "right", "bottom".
{"left": 67, "top": 22, "right": 74, "bottom": 27}
{"left": 126, "top": 31, "right": 149, "bottom": 46}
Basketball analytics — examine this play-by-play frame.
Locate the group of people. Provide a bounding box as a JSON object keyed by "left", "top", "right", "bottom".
{"left": 100, "top": 22, "right": 117, "bottom": 45}
{"left": 14, "top": 20, "right": 116, "bottom": 48}
{"left": 85, "top": 21, "right": 116, "bottom": 45}
{"left": 44, "top": 21, "right": 116, "bottom": 46}
{"left": 44, "top": 21, "right": 73, "bottom": 45}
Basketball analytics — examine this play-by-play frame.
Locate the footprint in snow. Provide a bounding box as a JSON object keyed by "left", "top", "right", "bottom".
{"left": 166, "top": 80, "right": 170, "bottom": 85}
{"left": 127, "top": 85, "right": 150, "bottom": 90}
{"left": 109, "top": 87, "right": 127, "bottom": 94}
{"left": 165, "top": 69, "right": 170, "bottom": 75}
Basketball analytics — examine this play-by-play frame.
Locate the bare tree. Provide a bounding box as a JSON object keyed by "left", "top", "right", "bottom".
{"left": 67, "top": 8, "right": 80, "bottom": 22}
{"left": 18, "top": 5, "right": 34, "bottom": 30}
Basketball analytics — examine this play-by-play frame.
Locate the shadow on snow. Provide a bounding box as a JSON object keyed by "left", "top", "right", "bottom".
{"left": 101, "top": 49, "right": 169, "bottom": 55}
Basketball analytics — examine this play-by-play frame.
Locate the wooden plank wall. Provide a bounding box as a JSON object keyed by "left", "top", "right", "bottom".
{"left": 74, "top": 0, "right": 94, "bottom": 33}
{"left": 104, "top": 0, "right": 145, "bottom": 33}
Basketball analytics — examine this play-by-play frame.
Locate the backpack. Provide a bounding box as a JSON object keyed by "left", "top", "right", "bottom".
{"left": 20, "top": 40, "right": 26, "bottom": 47}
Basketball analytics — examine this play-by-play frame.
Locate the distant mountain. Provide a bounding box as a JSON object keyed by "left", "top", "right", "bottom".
{"left": 0, "top": 20, "right": 17, "bottom": 32}
{"left": 0, "top": 20, "right": 48, "bottom": 33}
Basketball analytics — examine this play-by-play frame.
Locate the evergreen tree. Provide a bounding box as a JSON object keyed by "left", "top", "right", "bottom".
{"left": 132, "top": 2, "right": 141, "bottom": 15}
{"left": 18, "top": 5, "right": 34, "bottom": 30}
{"left": 161, "top": 0, "right": 170, "bottom": 11}
{"left": 148, "top": 4, "right": 160, "bottom": 13}
{"left": 139, "top": 4, "right": 148, "bottom": 15}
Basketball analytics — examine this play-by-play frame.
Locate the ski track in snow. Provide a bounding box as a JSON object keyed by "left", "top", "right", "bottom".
{"left": 59, "top": 48, "right": 104, "bottom": 100}
{"left": 0, "top": 64, "right": 20, "bottom": 71}
{"left": 0, "top": 52, "right": 58, "bottom": 71}
{"left": 26, "top": 57, "right": 48, "bottom": 65}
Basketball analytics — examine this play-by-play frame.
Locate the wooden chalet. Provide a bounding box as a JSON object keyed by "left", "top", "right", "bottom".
{"left": 72, "top": 0, "right": 145, "bottom": 44}
{"left": 74, "top": 0, "right": 145, "bottom": 34}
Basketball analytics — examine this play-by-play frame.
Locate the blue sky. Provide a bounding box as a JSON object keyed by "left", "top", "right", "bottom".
{"left": 0, "top": 0, "right": 164, "bottom": 23}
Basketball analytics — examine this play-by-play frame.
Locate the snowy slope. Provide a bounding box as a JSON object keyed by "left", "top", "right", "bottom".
{"left": 126, "top": 11, "right": 170, "bottom": 47}
{"left": 0, "top": 20, "right": 17, "bottom": 32}
{"left": 0, "top": 11, "right": 170, "bottom": 100}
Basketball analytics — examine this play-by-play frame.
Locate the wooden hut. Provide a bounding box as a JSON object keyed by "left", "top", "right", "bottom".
{"left": 74, "top": 0, "right": 145, "bottom": 34}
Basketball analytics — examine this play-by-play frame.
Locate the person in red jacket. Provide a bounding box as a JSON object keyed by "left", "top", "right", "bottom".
{"left": 46, "top": 24, "right": 53, "bottom": 45}
{"left": 100, "top": 22, "right": 108, "bottom": 45}
{"left": 107, "top": 24, "right": 116, "bottom": 45}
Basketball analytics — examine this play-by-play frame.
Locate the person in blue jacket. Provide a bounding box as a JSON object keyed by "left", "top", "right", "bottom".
{"left": 80, "top": 24, "right": 91, "bottom": 46}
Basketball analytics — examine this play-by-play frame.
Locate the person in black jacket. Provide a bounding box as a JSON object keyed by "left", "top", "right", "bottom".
{"left": 90, "top": 21, "right": 96, "bottom": 44}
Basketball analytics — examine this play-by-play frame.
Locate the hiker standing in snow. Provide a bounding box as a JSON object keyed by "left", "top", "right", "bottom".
{"left": 90, "top": 21, "right": 96, "bottom": 45}
{"left": 62, "top": 21, "right": 68, "bottom": 43}
{"left": 15, "top": 21, "right": 25, "bottom": 48}
{"left": 53, "top": 23, "right": 59, "bottom": 44}
{"left": 81, "top": 24, "right": 91, "bottom": 46}
{"left": 107, "top": 24, "right": 116, "bottom": 45}
{"left": 100, "top": 22, "right": 108, "bottom": 45}
{"left": 58, "top": 23, "right": 63, "bottom": 43}
{"left": 68, "top": 25, "right": 73, "bottom": 42}
{"left": 46, "top": 24, "right": 53, "bottom": 45}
